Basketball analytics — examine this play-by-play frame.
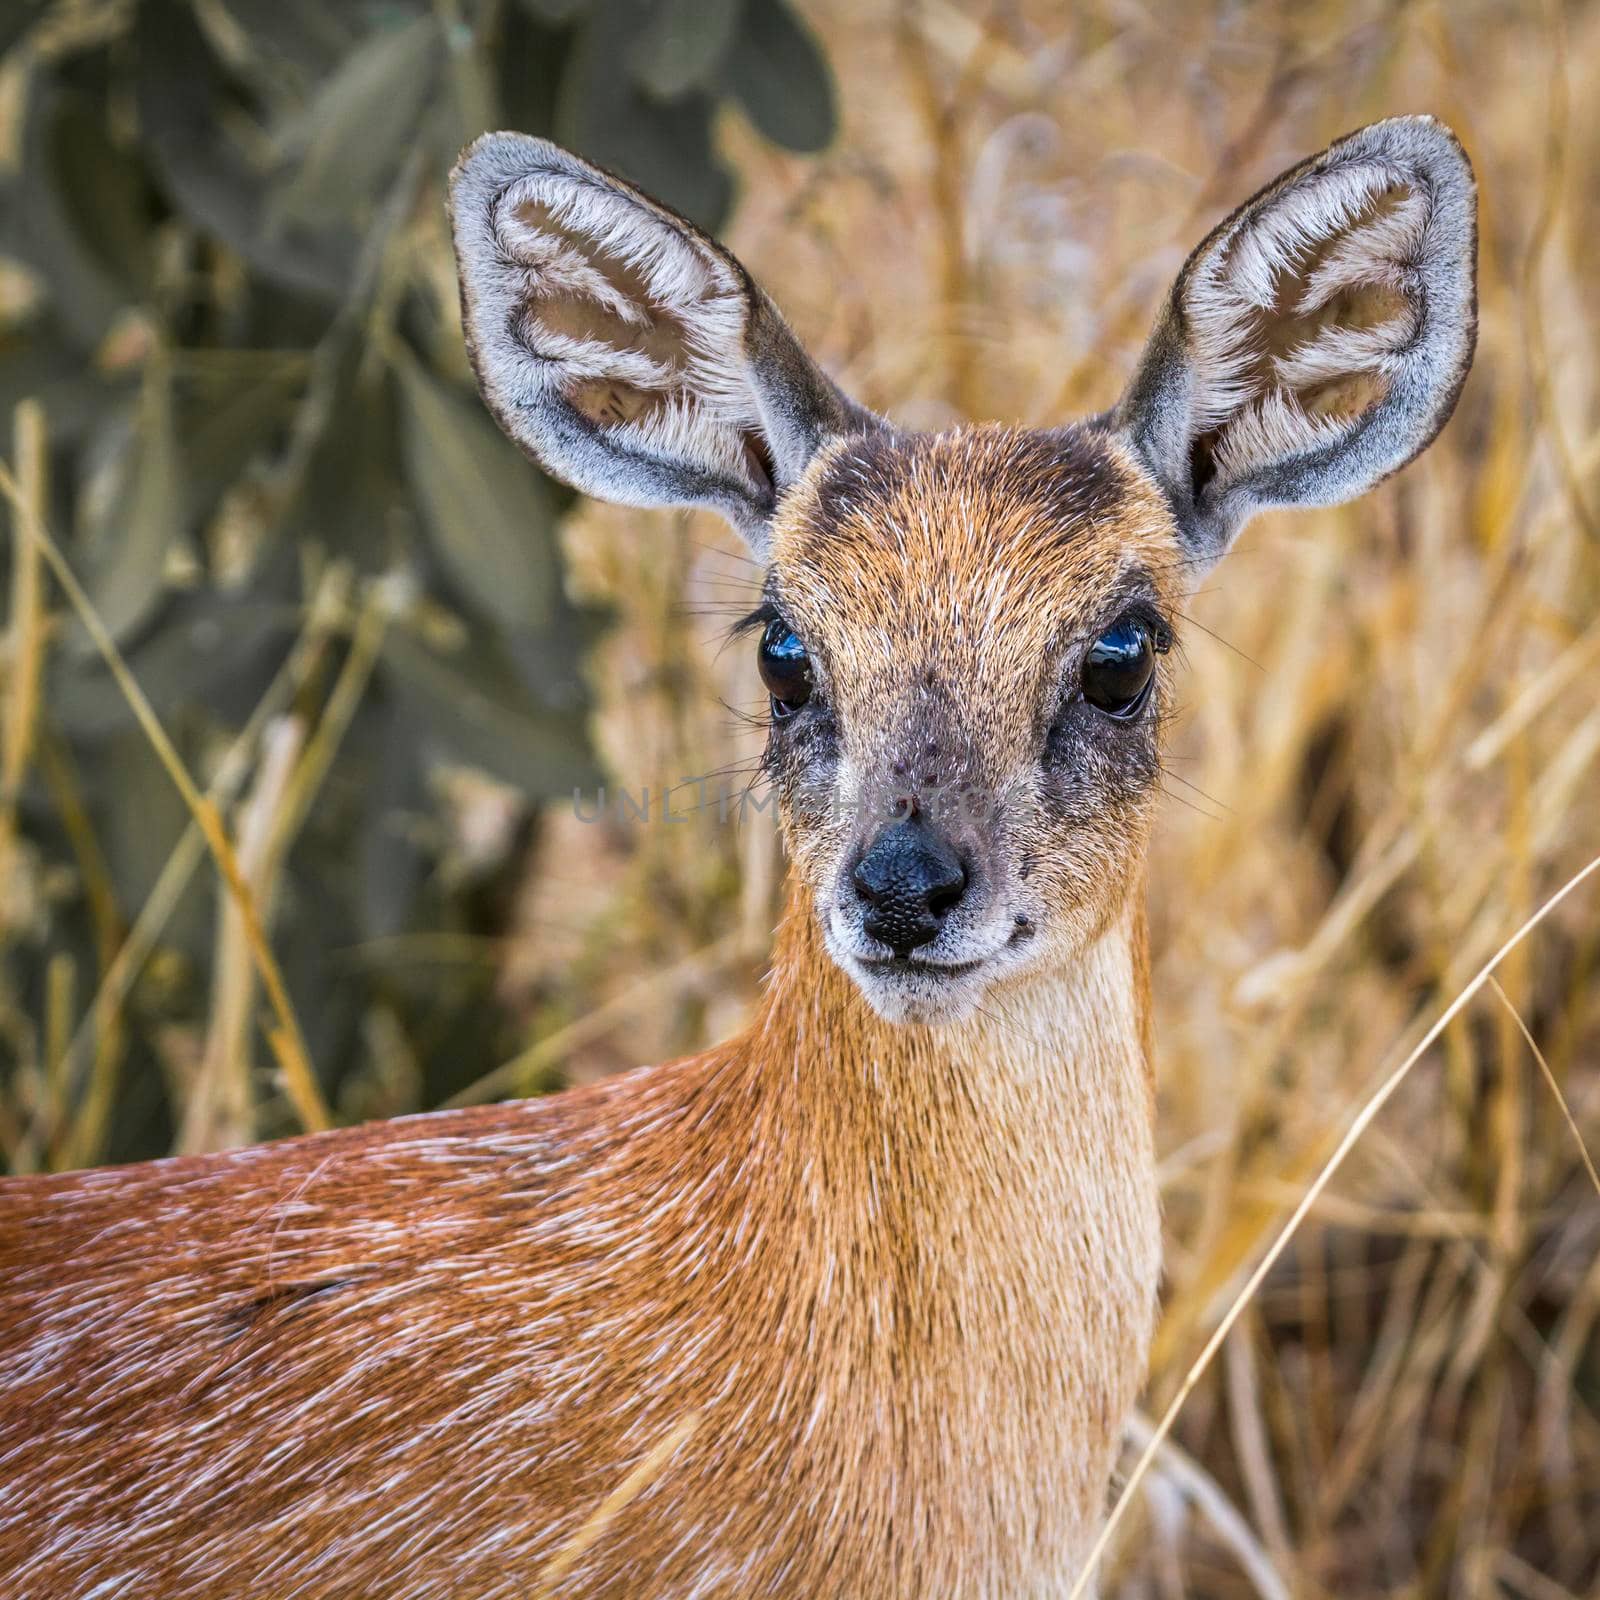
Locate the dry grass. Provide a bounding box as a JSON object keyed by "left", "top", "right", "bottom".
{"left": 4, "top": 0, "right": 1598, "bottom": 1595}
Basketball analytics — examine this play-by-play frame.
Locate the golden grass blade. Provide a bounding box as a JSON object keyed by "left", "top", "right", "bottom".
{"left": 260, "top": 585, "right": 389, "bottom": 884}
{"left": 1122, "top": 1409, "right": 1290, "bottom": 1600}
{"left": 445, "top": 934, "right": 744, "bottom": 1110}
{"left": 1488, "top": 975, "right": 1600, "bottom": 1202}
{"left": 1066, "top": 850, "right": 1600, "bottom": 1600}
{"left": 48, "top": 573, "right": 350, "bottom": 1167}
{"left": 1466, "top": 624, "right": 1600, "bottom": 772}
{"left": 182, "top": 715, "right": 305, "bottom": 1154}
{"left": 1, "top": 401, "right": 46, "bottom": 832}
{"left": 1496, "top": 1549, "right": 1584, "bottom": 1600}
{"left": 0, "top": 460, "right": 331, "bottom": 1137}
{"left": 1222, "top": 1322, "right": 1292, "bottom": 1565}
{"left": 30, "top": 728, "right": 128, "bottom": 1172}
{"left": 1521, "top": 0, "right": 1598, "bottom": 544}
{"left": 529, "top": 1411, "right": 699, "bottom": 1600}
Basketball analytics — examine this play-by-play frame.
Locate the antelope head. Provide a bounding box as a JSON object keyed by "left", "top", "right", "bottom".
{"left": 450, "top": 118, "right": 1476, "bottom": 1025}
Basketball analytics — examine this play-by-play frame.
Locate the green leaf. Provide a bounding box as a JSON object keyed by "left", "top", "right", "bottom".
{"left": 494, "top": 2, "right": 573, "bottom": 133}
{"left": 628, "top": 0, "right": 742, "bottom": 99}
{"left": 312, "top": 422, "right": 409, "bottom": 575}
{"left": 356, "top": 694, "right": 430, "bottom": 942}
{"left": 202, "top": 0, "right": 357, "bottom": 94}
{"left": 392, "top": 351, "right": 561, "bottom": 636}
{"left": 0, "top": 1, "right": 47, "bottom": 58}
{"left": 441, "top": 26, "right": 499, "bottom": 152}
{"left": 0, "top": 323, "right": 129, "bottom": 447}
{"left": 84, "top": 728, "right": 210, "bottom": 963}
{"left": 69, "top": 360, "right": 180, "bottom": 655}
{"left": 135, "top": 0, "right": 357, "bottom": 301}
{"left": 270, "top": 15, "right": 440, "bottom": 232}
{"left": 51, "top": 587, "right": 297, "bottom": 738}
{"left": 557, "top": 1, "right": 733, "bottom": 226}
{"left": 721, "top": 0, "right": 836, "bottom": 154}
{"left": 291, "top": 354, "right": 411, "bottom": 572}
{"left": 381, "top": 626, "right": 598, "bottom": 798}
{"left": 7, "top": 79, "right": 153, "bottom": 348}
{"left": 179, "top": 361, "right": 304, "bottom": 526}
{"left": 519, "top": 0, "right": 590, "bottom": 21}
{"left": 47, "top": 96, "right": 157, "bottom": 299}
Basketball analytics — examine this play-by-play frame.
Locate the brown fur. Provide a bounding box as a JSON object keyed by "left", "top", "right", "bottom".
{"left": 0, "top": 432, "right": 1174, "bottom": 1599}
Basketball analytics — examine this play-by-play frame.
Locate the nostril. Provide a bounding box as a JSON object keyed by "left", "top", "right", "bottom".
{"left": 851, "top": 857, "right": 884, "bottom": 908}
{"left": 925, "top": 861, "right": 968, "bottom": 920}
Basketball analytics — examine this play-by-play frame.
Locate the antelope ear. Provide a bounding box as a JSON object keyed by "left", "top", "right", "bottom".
{"left": 1114, "top": 115, "right": 1477, "bottom": 570}
{"left": 448, "top": 133, "right": 877, "bottom": 557}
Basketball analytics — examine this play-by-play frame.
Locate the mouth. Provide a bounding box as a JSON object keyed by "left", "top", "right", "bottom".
{"left": 854, "top": 918, "right": 1033, "bottom": 980}
{"left": 844, "top": 949, "right": 992, "bottom": 1024}
{"left": 820, "top": 900, "right": 1037, "bottom": 1024}
{"left": 836, "top": 921, "right": 1038, "bottom": 1025}
{"left": 857, "top": 955, "right": 986, "bottom": 979}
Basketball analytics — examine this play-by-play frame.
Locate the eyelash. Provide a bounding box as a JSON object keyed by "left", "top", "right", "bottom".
{"left": 731, "top": 599, "right": 783, "bottom": 641}
{"left": 1078, "top": 603, "right": 1172, "bottom": 655}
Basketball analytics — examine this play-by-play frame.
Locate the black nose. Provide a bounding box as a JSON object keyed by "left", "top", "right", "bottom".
{"left": 852, "top": 820, "right": 969, "bottom": 956}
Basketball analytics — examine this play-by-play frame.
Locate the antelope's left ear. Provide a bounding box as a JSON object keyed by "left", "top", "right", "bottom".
{"left": 1113, "top": 115, "right": 1477, "bottom": 570}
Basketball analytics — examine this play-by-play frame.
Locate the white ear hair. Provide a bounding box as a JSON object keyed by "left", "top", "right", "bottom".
{"left": 449, "top": 134, "right": 877, "bottom": 556}
{"left": 1115, "top": 116, "right": 1477, "bottom": 568}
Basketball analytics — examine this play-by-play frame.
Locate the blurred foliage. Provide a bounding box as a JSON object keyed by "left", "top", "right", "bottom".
{"left": 0, "top": 0, "right": 836, "bottom": 1163}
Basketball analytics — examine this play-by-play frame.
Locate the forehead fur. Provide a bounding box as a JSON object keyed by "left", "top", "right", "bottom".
{"left": 767, "top": 425, "right": 1181, "bottom": 691}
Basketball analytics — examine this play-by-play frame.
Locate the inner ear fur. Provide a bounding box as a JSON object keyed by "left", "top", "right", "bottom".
{"left": 1116, "top": 115, "right": 1478, "bottom": 566}
{"left": 449, "top": 133, "right": 875, "bottom": 554}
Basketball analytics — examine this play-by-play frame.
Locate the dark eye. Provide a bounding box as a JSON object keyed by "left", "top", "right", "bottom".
{"left": 758, "top": 618, "right": 812, "bottom": 719}
{"left": 1081, "top": 616, "right": 1164, "bottom": 719}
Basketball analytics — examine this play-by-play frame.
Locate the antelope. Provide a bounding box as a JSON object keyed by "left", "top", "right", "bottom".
{"left": 0, "top": 117, "right": 1475, "bottom": 1598}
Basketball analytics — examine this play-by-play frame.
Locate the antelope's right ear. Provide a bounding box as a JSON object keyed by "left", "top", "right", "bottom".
{"left": 448, "top": 133, "right": 877, "bottom": 557}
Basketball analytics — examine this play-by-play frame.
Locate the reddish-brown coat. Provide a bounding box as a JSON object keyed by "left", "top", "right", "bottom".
{"left": 1, "top": 884, "right": 1158, "bottom": 1598}
{"left": 2, "top": 426, "right": 1174, "bottom": 1599}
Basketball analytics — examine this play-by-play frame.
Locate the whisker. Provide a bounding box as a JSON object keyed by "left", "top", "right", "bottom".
{"left": 1156, "top": 780, "right": 1226, "bottom": 823}
{"left": 1160, "top": 766, "right": 1234, "bottom": 815}
{"left": 689, "top": 540, "right": 765, "bottom": 570}
{"left": 1174, "top": 610, "right": 1263, "bottom": 671}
